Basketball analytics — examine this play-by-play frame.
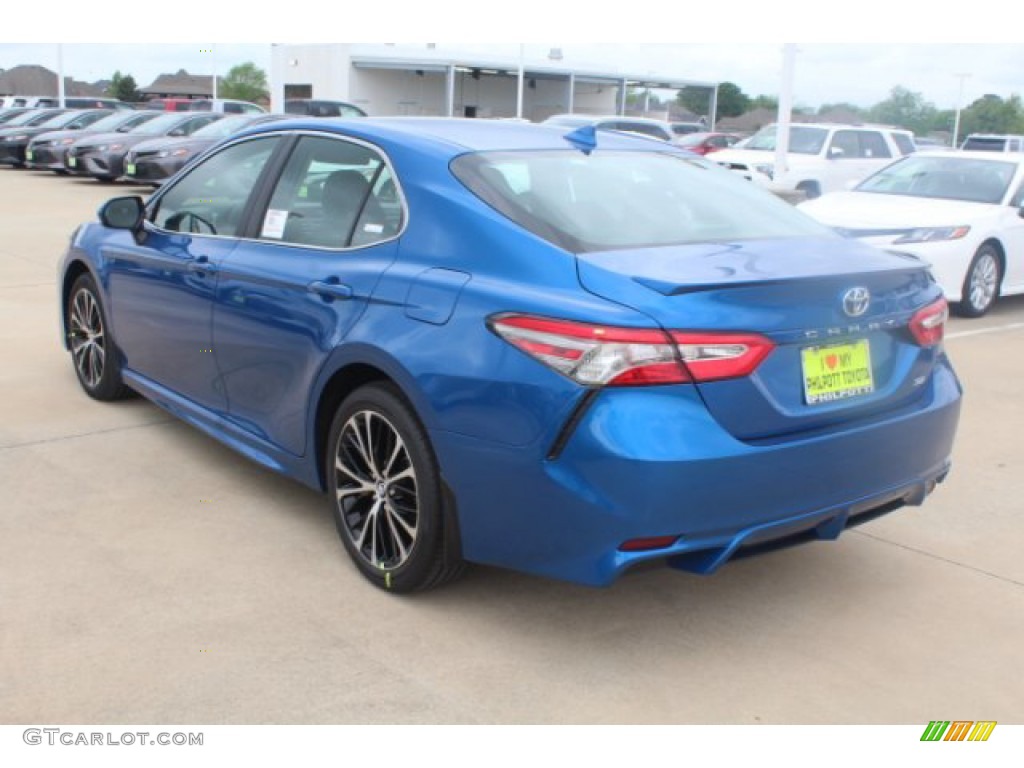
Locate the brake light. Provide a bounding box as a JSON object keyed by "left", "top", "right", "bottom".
{"left": 489, "top": 314, "right": 774, "bottom": 387}
{"left": 909, "top": 298, "right": 948, "bottom": 347}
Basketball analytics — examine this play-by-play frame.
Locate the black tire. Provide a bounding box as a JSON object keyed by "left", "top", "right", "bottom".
{"left": 327, "top": 382, "right": 464, "bottom": 593}
{"left": 796, "top": 180, "right": 821, "bottom": 200}
{"left": 66, "top": 274, "right": 133, "bottom": 401}
{"left": 955, "top": 243, "right": 1002, "bottom": 318}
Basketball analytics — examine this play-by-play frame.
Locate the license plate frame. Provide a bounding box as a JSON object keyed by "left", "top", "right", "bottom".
{"left": 801, "top": 339, "right": 875, "bottom": 405}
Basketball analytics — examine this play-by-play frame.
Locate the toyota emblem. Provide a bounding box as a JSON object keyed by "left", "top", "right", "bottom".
{"left": 843, "top": 287, "right": 870, "bottom": 317}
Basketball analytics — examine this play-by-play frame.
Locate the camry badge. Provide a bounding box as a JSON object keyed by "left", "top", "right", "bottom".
{"left": 843, "top": 287, "right": 871, "bottom": 318}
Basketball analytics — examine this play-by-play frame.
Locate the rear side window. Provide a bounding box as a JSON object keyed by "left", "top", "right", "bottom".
{"left": 258, "top": 135, "right": 402, "bottom": 249}
{"left": 891, "top": 133, "right": 915, "bottom": 155}
{"left": 452, "top": 149, "right": 832, "bottom": 253}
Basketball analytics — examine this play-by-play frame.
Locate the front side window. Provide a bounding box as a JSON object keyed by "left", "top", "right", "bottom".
{"left": 745, "top": 125, "right": 828, "bottom": 155}
{"left": 257, "top": 135, "right": 402, "bottom": 249}
{"left": 452, "top": 149, "right": 832, "bottom": 253}
{"left": 150, "top": 136, "right": 280, "bottom": 237}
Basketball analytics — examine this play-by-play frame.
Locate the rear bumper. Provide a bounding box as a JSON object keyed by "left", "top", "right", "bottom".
{"left": 435, "top": 356, "right": 961, "bottom": 586}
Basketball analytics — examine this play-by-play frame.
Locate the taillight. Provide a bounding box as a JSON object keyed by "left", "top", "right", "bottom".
{"left": 909, "top": 298, "right": 948, "bottom": 347}
{"left": 489, "top": 314, "right": 774, "bottom": 387}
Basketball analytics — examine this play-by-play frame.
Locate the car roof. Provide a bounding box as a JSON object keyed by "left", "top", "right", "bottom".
{"left": 243, "top": 116, "right": 680, "bottom": 156}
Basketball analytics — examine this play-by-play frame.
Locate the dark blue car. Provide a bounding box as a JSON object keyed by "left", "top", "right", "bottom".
{"left": 58, "top": 118, "right": 962, "bottom": 592}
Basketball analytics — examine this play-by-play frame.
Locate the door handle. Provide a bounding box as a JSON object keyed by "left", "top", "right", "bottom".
{"left": 308, "top": 280, "right": 353, "bottom": 301}
{"left": 187, "top": 256, "right": 217, "bottom": 274}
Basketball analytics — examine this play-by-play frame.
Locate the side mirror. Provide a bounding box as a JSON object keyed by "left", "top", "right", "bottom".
{"left": 99, "top": 196, "right": 146, "bottom": 242}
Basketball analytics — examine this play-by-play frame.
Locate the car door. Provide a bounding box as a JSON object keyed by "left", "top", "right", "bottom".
{"left": 211, "top": 133, "right": 404, "bottom": 455}
{"left": 102, "top": 135, "right": 282, "bottom": 413}
{"left": 823, "top": 130, "right": 892, "bottom": 192}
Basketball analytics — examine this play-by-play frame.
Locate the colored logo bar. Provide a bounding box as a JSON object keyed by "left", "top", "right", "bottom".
{"left": 921, "top": 721, "right": 997, "bottom": 742}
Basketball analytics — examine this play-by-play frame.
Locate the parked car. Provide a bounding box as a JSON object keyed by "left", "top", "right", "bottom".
{"left": 26, "top": 110, "right": 160, "bottom": 173}
{"left": 960, "top": 134, "right": 1024, "bottom": 152}
{"left": 123, "top": 113, "right": 288, "bottom": 184}
{"left": 189, "top": 98, "right": 265, "bottom": 114}
{"left": 285, "top": 99, "right": 367, "bottom": 117}
{"left": 669, "top": 121, "right": 706, "bottom": 136}
{"left": 0, "top": 109, "right": 70, "bottom": 166}
{"left": 1, "top": 109, "right": 113, "bottom": 167}
{"left": 710, "top": 122, "right": 917, "bottom": 198}
{"left": 58, "top": 118, "right": 960, "bottom": 592}
{"left": 27, "top": 97, "right": 133, "bottom": 110}
{"left": 800, "top": 151, "right": 1024, "bottom": 317}
{"left": 542, "top": 114, "right": 675, "bottom": 142}
{"left": 142, "top": 99, "right": 197, "bottom": 112}
{"left": 65, "top": 112, "right": 223, "bottom": 181}
{"left": 0, "top": 108, "right": 33, "bottom": 126}
{"left": 673, "top": 131, "right": 741, "bottom": 156}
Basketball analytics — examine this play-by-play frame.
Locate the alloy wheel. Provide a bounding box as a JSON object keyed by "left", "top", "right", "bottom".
{"left": 69, "top": 287, "right": 106, "bottom": 390}
{"left": 968, "top": 251, "right": 999, "bottom": 314}
{"left": 334, "top": 410, "right": 419, "bottom": 570}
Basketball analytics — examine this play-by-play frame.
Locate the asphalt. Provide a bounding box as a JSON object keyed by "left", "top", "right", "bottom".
{"left": 1, "top": 168, "right": 1022, "bottom": 724}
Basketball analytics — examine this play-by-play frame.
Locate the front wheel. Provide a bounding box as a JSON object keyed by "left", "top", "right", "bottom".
{"left": 66, "top": 274, "right": 133, "bottom": 400}
{"left": 327, "top": 383, "right": 464, "bottom": 593}
{"left": 956, "top": 244, "right": 1001, "bottom": 318}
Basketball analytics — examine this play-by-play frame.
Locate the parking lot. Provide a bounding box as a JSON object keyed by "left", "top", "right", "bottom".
{"left": 2, "top": 167, "right": 1022, "bottom": 725}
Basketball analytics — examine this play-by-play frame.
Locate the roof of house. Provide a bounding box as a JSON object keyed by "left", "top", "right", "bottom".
{"left": 139, "top": 70, "right": 217, "bottom": 96}
{"left": 0, "top": 64, "right": 105, "bottom": 97}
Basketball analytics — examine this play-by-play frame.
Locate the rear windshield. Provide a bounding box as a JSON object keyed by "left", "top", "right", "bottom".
{"left": 451, "top": 149, "right": 832, "bottom": 253}
{"left": 961, "top": 136, "right": 1009, "bottom": 152}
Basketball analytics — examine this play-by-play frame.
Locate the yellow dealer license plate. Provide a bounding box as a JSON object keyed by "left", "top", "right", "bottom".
{"left": 801, "top": 340, "right": 874, "bottom": 405}
{"left": 25, "top": 149, "right": 33, "bottom": 161}
{"left": 68, "top": 156, "right": 76, "bottom": 167}
{"left": 125, "top": 163, "right": 136, "bottom": 176}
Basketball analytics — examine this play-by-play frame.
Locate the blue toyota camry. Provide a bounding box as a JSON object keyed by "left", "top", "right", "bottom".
{"left": 58, "top": 118, "right": 961, "bottom": 592}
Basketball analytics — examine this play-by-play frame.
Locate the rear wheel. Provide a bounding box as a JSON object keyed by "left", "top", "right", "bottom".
{"left": 66, "top": 274, "right": 133, "bottom": 400}
{"left": 327, "top": 383, "right": 464, "bottom": 593}
{"left": 956, "top": 244, "right": 1001, "bottom": 318}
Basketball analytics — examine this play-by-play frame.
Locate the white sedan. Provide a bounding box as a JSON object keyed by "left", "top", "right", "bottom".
{"left": 799, "top": 151, "right": 1024, "bottom": 317}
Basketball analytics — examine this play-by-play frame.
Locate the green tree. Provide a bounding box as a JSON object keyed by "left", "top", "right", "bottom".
{"left": 959, "top": 94, "right": 1024, "bottom": 136}
{"left": 676, "top": 82, "right": 749, "bottom": 121}
{"left": 220, "top": 62, "right": 268, "bottom": 103}
{"left": 750, "top": 94, "right": 779, "bottom": 111}
{"left": 867, "top": 86, "right": 938, "bottom": 134}
{"left": 106, "top": 70, "right": 139, "bottom": 103}
{"left": 817, "top": 102, "right": 864, "bottom": 118}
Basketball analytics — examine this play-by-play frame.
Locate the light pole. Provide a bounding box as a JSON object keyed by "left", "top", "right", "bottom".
{"left": 952, "top": 72, "right": 971, "bottom": 148}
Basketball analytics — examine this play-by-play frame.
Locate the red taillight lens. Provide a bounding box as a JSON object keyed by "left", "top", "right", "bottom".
{"left": 489, "top": 314, "right": 774, "bottom": 387}
{"left": 909, "top": 298, "right": 948, "bottom": 347}
{"left": 671, "top": 332, "right": 776, "bottom": 382}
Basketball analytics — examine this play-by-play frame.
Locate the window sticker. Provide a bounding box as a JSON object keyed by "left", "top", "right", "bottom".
{"left": 261, "top": 209, "right": 289, "bottom": 239}
{"left": 362, "top": 223, "right": 384, "bottom": 234}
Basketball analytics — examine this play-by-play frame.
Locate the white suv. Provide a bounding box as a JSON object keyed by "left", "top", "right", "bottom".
{"left": 710, "top": 123, "right": 916, "bottom": 198}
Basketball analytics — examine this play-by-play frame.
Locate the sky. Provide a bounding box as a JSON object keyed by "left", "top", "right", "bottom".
{"left": 4, "top": 4, "right": 1023, "bottom": 111}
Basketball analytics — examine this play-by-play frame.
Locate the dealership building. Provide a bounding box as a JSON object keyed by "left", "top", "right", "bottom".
{"left": 269, "top": 44, "right": 717, "bottom": 122}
